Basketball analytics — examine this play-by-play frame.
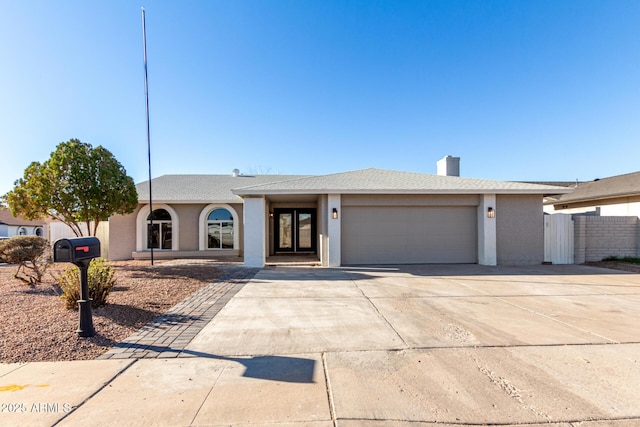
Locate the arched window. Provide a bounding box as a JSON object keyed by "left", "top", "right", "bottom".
{"left": 18, "top": 227, "right": 27, "bottom": 236}
{"left": 35, "top": 227, "right": 43, "bottom": 237}
{"left": 147, "top": 209, "right": 172, "bottom": 250}
{"left": 136, "top": 204, "right": 179, "bottom": 252}
{"left": 206, "top": 208, "right": 234, "bottom": 249}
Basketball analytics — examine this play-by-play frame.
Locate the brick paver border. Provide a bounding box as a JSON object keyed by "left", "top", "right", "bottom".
{"left": 98, "top": 266, "right": 259, "bottom": 360}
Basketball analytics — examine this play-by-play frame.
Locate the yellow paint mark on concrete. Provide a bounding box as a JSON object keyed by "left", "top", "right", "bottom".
{"left": 0, "top": 384, "right": 29, "bottom": 392}
{"left": 35, "top": 384, "right": 50, "bottom": 388}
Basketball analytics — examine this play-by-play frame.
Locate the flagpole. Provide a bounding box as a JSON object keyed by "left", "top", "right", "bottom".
{"left": 142, "top": 7, "right": 154, "bottom": 266}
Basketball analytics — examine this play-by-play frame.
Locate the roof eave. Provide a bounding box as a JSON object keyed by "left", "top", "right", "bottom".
{"left": 138, "top": 198, "right": 242, "bottom": 204}
{"left": 552, "top": 192, "right": 640, "bottom": 206}
{"left": 233, "top": 188, "right": 572, "bottom": 196}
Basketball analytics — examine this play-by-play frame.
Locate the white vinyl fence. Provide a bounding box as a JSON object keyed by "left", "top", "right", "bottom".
{"left": 544, "top": 214, "right": 574, "bottom": 264}
{"left": 48, "top": 221, "right": 109, "bottom": 259}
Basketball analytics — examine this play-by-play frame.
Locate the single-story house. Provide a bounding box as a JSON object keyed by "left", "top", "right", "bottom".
{"left": 544, "top": 171, "right": 640, "bottom": 217}
{"left": 109, "top": 158, "right": 571, "bottom": 267}
{"left": 0, "top": 208, "right": 47, "bottom": 239}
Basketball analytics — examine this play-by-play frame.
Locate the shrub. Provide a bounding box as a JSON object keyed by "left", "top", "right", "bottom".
{"left": 602, "top": 256, "right": 640, "bottom": 264}
{"left": 58, "top": 258, "right": 116, "bottom": 309}
{"left": 0, "top": 236, "right": 51, "bottom": 284}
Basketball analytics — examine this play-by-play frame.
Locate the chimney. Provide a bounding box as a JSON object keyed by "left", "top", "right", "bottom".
{"left": 437, "top": 155, "right": 460, "bottom": 177}
{"left": 232, "top": 169, "right": 240, "bottom": 177}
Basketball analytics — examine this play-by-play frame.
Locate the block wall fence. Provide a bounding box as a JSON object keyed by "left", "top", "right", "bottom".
{"left": 573, "top": 215, "right": 640, "bottom": 263}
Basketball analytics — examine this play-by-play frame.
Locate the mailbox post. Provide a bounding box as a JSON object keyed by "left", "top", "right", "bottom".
{"left": 53, "top": 237, "right": 101, "bottom": 337}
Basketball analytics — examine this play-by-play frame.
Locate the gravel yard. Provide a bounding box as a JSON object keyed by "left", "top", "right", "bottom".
{"left": 0, "top": 260, "right": 225, "bottom": 363}
{"left": 585, "top": 260, "right": 640, "bottom": 273}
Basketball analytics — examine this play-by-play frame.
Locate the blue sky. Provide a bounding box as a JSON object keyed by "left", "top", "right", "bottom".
{"left": 1, "top": 0, "right": 639, "bottom": 196}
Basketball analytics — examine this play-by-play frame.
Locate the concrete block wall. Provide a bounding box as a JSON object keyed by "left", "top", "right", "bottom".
{"left": 573, "top": 215, "right": 639, "bottom": 263}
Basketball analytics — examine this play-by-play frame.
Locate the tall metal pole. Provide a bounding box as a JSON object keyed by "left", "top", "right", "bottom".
{"left": 142, "top": 7, "right": 154, "bottom": 266}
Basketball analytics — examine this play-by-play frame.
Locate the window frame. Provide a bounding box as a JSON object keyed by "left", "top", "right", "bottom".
{"left": 147, "top": 209, "right": 173, "bottom": 250}
{"left": 199, "top": 204, "right": 239, "bottom": 251}
{"left": 136, "top": 204, "right": 179, "bottom": 252}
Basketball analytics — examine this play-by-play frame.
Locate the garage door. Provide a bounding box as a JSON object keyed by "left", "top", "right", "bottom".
{"left": 342, "top": 206, "right": 477, "bottom": 264}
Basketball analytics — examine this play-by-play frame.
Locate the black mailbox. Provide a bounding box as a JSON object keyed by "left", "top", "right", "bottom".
{"left": 52, "top": 237, "right": 101, "bottom": 338}
{"left": 54, "top": 237, "right": 101, "bottom": 263}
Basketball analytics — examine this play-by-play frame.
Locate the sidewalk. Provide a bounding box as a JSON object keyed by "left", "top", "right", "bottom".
{"left": 1, "top": 264, "right": 639, "bottom": 426}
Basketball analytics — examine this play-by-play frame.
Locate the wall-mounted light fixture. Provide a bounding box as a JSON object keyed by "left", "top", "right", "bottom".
{"left": 332, "top": 208, "right": 338, "bottom": 219}
{"left": 487, "top": 207, "right": 495, "bottom": 218}
{"left": 269, "top": 211, "right": 273, "bottom": 218}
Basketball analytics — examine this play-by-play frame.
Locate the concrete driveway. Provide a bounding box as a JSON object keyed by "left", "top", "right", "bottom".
{"left": 181, "top": 264, "right": 640, "bottom": 426}
{"left": 3, "top": 264, "right": 639, "bottom": 426}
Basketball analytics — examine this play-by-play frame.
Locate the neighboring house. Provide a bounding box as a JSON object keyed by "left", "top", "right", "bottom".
{"left": 109, "top": 158, "right": 571, "bottom": 267}
{"left": 0, "top": 210, "right": 109, "bottom": 257}
{"left": 544, "top": 171, "right": 640, "bottom": 217}
{"left": 0, "top": 208, "right": 47, "bottom": 239}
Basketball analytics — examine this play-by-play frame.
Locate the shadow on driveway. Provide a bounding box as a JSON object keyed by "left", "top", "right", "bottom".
{"left": 111, "top": 342, "right": 316, "bottom": 384}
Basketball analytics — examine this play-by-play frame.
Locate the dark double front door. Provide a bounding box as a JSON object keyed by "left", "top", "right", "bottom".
{"left": 274, "top": 208, "right": 316, "bottom": 253}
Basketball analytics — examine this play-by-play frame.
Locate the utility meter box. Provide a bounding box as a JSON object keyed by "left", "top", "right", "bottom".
{"left": 53, "top": 237, "right": 101, "bottom": 263}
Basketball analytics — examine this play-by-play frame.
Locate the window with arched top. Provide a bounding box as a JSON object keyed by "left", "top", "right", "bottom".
{"left": 136, "top": 204, "right": 179, "bottom": 252}
{"left": 35, "top": 227, "right": 43, "bottom": 237}
{"left": 18, "top": 227, "right": 27, "bottom": 236}
{"left": 147, "top": 209, "right": 172, "bottom": 250}
{"left": 206, "top": 208, "right": 234, "bottom": 249}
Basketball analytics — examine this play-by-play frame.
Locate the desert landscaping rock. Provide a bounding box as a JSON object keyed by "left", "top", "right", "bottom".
{"left": 0, "top": 260, "right": 228, "bottom": 362}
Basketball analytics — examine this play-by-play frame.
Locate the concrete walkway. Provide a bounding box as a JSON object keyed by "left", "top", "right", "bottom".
{"left": 1, "top": 264, "right": 639, "bottom": 426}
{"left": 98, "top": 267, "right": 260, "bottom": 359}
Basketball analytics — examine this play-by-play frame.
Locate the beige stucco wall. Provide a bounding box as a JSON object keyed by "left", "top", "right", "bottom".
{"left": 111, "top": 195, "right": 546, "bottom": 265}
{"left": 342, "top": 194, "right": 480, "bottom": 207}
{"left": 600, "top": 200, "right": 640, "bottom": 217}
{"left": 496, "top": 195, "right": 544, "bottom": 265}
{"left": 546, "top": 195, "right": 640, "bottom": 218}
{"left": 108, "top": 206, "right": 140, "bottom": 261}
{"left": 173, "top": 204, "right": 203, "bottom": 251}
{"left": 172, "top": 202, "right": 244, "bottom": 254}
{"left": 109, "top": 203, "right": 244, "bottom": 261}
{"left": 233, "top": 203, "right": 244, "bottom": 255}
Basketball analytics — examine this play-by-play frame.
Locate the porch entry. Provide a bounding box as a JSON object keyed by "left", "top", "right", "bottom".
{"left": 274, "top": 208, "right": 317, "bottom": 253}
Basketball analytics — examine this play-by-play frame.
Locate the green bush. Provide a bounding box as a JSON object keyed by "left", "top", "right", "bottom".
{"left": 58, "top": 258, "right": 116, "bottom": 309}
{"left": 0, "top": 236, "right": 51, "bottom": 284}
{"left": 602, "top": 256, "right": 640, "bottom": 264}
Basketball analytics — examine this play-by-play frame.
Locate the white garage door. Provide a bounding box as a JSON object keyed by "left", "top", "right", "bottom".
{"left": 342, "top": 206, "right": 477, "bottom": 264}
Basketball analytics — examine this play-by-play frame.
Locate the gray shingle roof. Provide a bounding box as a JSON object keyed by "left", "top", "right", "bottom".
{"left": 136, "top": 174, "right": 308, "bottom": 203}
{"left": 547, "top": 171, "right": 640, "bottom": 205}
{"left": 232, "top": 168, "right": 573, "bottom": 195}
{"left": 137, "top": 169, "right": 572, "bottom": 203}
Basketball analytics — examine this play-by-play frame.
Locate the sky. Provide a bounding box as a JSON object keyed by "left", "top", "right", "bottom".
{"left": 1, "top": 0, "right": 639, "bottom": 196}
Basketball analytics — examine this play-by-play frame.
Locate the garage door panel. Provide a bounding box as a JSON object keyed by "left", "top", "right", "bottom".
{"left": 342, "top": 206, "right": 477, "bottom": 264}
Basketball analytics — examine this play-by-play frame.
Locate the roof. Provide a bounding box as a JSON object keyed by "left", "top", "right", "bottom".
{"left": 136, "top": 169, "right": 572, "bottom": 204}
{"left": 546, "top": 171, "right": 640, "bottom": 206}
{"left": 232, "top": 168, "right": 573, "bottom": 196}
{"left": 136, "top": 174, "right": 308, "bottom": 203}
{"left": 0, "top": 208, "right": 47, "bottom": 227}
{"left": 520, "top": 181, "right": 579, "bottom": 188}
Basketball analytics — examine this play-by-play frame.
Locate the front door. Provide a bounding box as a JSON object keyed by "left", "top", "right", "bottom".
{"left": 274, "top": 208, "right": 316, "bottom": 253}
